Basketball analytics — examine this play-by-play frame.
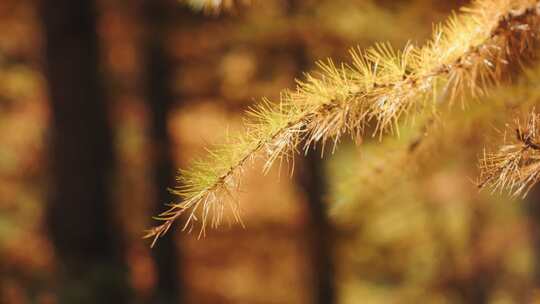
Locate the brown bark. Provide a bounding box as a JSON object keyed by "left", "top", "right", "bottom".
{"left": 288, "top": 2, "right": 336, "bottom": 301}
{"left": 140, "top": 0, "right": 184, "bottom": 303}
{"left": 41, "top": 0, "right": 130, "bottom": 302}
{"left": 297, "top": 148, "right": 336, "bottom": 304}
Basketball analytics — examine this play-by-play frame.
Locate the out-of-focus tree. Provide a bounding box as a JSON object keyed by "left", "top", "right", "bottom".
{"left": 286, "top": 1, "right": 336, "bottom": 303}
{"left": 140, "top": 0, "right": 186, "bottom": 303}
{"left": 41, "top": 0, "right": 131, "bottom": 302}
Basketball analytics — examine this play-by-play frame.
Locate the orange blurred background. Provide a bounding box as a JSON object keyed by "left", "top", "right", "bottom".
{"left": 3, "top": 1, "right": 540, "bottom": 303}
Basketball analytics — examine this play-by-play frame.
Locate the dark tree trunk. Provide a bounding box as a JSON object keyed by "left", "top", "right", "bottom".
{"left": 286, "top": 2, "right": 336, "bottom": 298}
{"left": 297, "top": 148, "right": 336, "bottom": 304}
{"left": 141, "top": 0, "right": 183, "bottom": 303}
{"left": 41, "top": 0, "right": 130, "bottom": 303}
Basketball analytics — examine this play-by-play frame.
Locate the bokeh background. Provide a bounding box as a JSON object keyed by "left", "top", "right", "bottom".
{"left": 2, "top": 0, "right": 540, "bottom": 303}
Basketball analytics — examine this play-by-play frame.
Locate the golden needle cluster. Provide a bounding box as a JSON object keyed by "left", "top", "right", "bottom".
{"left": 147, "top": 0, "right": 540, "bottom": 246}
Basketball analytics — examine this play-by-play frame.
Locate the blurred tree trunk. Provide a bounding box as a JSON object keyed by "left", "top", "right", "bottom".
{"left": 297, "top": 148, "right": 336, "bottom": 304}
{"left": 41, "top": 0, "right": 130, "bottom": 303}
{"left": 140, "top": 0, "right": 183, "bottom": 303}
{"left": 288, "top": 2, "right": 336, "bottom": 302}
{"left": 527, "top": 186, "right": 540, "bottom": 300}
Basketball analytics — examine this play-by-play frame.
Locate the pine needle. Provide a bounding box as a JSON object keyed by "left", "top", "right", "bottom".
{"left": 479, "top": 110, "right": 540, "bottom": 197}
{"left": 146, "top": 0, "right": 540, "bottom": 246}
